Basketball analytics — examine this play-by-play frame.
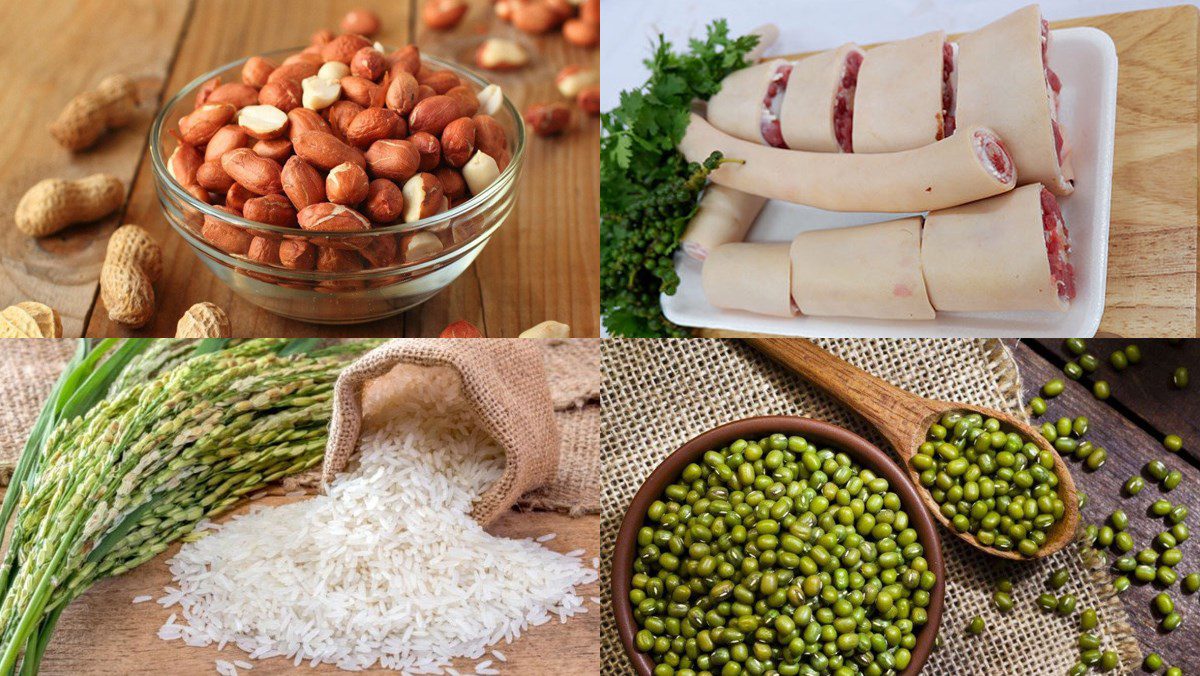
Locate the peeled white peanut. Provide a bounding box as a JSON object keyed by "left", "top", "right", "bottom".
{"left": 238, "top": 104, "right": 288, "bottom": 137}
{"left": 317, "top": 61, "right": 350, "bottom": 81}
{"left": 302, "top": 76, "right": 342, "bottom": 110}
{"left": 462, "top": 151, "right": 500, "bottom": 195}
{"left": 477, "top": 84, "right": 503, "bottom": 116}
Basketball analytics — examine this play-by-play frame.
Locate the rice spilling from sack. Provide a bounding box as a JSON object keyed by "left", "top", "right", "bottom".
{"left": 156, "top": 368, "right": 596, "bottom": 672}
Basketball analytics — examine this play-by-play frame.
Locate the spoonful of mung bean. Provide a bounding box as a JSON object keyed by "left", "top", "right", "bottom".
{"left": 749, "top": 339, "right": 1079, "bottom": 560}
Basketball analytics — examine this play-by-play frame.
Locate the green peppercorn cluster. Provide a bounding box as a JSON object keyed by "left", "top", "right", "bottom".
{"left": 914, "top": 412, "right": 1066, "bottom": 556}
{"left": 630, "top": 434, "right": 935, "bottom": 675}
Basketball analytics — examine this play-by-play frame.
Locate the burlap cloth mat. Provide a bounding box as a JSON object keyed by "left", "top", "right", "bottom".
{"left": 0, "top": 339, "right": 600, "bottom": 519}
{"left": 600, "top": 339, "right": 1139, "bottom": 675}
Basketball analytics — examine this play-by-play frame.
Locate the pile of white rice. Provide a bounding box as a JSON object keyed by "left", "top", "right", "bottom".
{"left": 154, "top": 369, "right": 597, "bottom": 673}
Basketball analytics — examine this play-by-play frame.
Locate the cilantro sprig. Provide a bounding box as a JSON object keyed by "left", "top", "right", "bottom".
{"left": 600, "top": 20, "right": 759, "bottom": 337}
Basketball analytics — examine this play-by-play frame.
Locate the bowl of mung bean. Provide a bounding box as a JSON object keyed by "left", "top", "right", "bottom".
{"left": 613, "top": 416, "right": 945, "bottom": 676}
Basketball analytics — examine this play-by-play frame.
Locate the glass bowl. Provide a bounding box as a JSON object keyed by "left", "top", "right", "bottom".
{"left": 150, "top": 47, "right": 526, "bottom": 324}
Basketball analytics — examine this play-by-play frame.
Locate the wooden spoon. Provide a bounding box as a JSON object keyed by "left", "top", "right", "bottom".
{"left": 749, "top": 338, "right": 1079, "bottom": 561}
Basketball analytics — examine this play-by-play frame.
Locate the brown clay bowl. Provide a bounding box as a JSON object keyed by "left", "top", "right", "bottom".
{"left": 612, "top": 415, "right": 946, "bottom": 676}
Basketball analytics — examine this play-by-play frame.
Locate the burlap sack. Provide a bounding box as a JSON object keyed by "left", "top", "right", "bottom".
{"left": 601, "top": 339, "right": 1139, "bottom": 675}
{"left": 323, "top": 339, "right": 560, "bottom": 525}
{"left": 0, "top": 339, "right": 77, "bottom": 485}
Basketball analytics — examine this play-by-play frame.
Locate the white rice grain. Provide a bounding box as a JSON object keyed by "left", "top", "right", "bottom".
{"left": 132, "top": 595, "right": 153, "bottom": 604}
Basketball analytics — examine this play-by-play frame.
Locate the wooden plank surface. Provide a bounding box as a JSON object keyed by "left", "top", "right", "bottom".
{"left": 0, "top": 0, "right": 191, "bottom": 336}
{"left": 39, "top": 495, "right": 600, "bottom": 675}
{"left": 1013, "top": 340, "right": 1200, "bottom": 672}
{"left": 0, "top": 0, "right": 598, "bottom": 338}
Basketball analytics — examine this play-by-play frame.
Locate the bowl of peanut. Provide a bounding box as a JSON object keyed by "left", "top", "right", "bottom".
{"left": 150, "top": 34, "right": 525, "bottom": 324}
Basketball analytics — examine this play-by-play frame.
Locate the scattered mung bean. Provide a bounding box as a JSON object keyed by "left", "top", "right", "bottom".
{"left": 1162, "top": 470, "right": 1181, "bottom": 491}
{"left": 1124, "top": 476, "right": 1144, "bottom": 496}
{"left": 1079, "top": 354, "right": 1099, "bottom": 372}
{"left": 1153, "top": 592, "right": 1174, "bottom": 615}
{"left": 1143, "top": 653, "right": 1163, "bottom": 671}
{"left": 1048, "top": 568, "right": 1069, "bottom": 590}
{"left": 1163, "top": 434, "right": 1182, "bottom": 452}
{"left": 1043, "top": 379, "right": 1065, "bottom": 397}
{"left": 1065, "top": 338, "right": 1087, "bottom": 355}
{"left": 1029, "top": 397, "right": 1047, "bottom": 416}
{"left": 1080, "top": 608, "right": 1098, "bottom": 630}
{"left": 1172, "top": 367, "right": 1189, "bottom": 389}
{"left": 967, "top": 616, "right": 984, "bottom": 635}
{"left": 1183, "top": 573, "right": 1199, "bottom": 593}
{"left": 1109, "top": 351, "right": 1128, "bottom": 370}
{"left": 1099, "top": 650, "right": 1118, "bottom": 671}
{"left": 1161, "top": 611, "right": 1181, "bottom": 632}
{"left": 1064, "top": 362, "right": 1083, "bottom": 380}
{"left": 1092, "top": 381, "right": 1110, "bottom": 400}
{"left": 1124, "top": 344, "right": 1142, "bottom": 363}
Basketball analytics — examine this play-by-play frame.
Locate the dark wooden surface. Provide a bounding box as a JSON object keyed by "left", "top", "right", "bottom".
{"left": 1018, "top": 339, "right": 1200, "bottom": 672}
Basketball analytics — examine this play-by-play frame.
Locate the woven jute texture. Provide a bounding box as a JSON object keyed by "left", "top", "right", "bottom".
{"left": 324, "top": 338, "right": 560, "bottom": 526}
{"left": 0, "top": 339, "right": 77, "bottom": 485}
{"left": 600, "top": 339, "right": 1139, "bottom": 676}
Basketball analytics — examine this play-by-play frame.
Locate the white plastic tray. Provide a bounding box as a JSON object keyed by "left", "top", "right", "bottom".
{"left": 662, "top": 27, "right": 1118, "bottom": 337}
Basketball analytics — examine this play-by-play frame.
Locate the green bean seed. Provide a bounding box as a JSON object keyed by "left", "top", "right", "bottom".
{"left": 1172, "top": 367, "right": 1189, "bottom": 389}
{"left": 1077, "top": 632, "right": 1101, "bottom": 650}
{"left": 1072, "top": 416, "right": 1089, "bottom": 436}
{"left": 1086, "top": 447, "right": 1108, "bottom": 470}
{"left": 1043, "top": 379, "right": 1065, "bottom": 397}
{"left": 1124, "top": 344, "right": 1142, "bottom": 363}
{"left": 1143, "top": 653, "right": 1163, "bottom": 671}
{"left": 1147, "top": 462, "right": 1169, "bottom": 481}
{"left": 1158, "top": 566, "right": 1179, "bottom": 586}
{"left": 1056, "top": 594, "right": 1076, "bottom": 615}
{"left": 1056, "top": 417, "right": 1073, "bottom": 437}
{"left": 1151, "top": 498, "right": 1173, "bottom": 516}
{"left": 1166, "top": 668, "right": 1182, "bottom": 676}
{"left": 1099, "top": 651, "right": 1118, "bottom": 671}
{"left": 1168, "top": 505, "right": 1187, "bottom": 525}
{"left": 993, "top": 591, "right": 1013, "bottom": 612}
{"left": 1110, "top": 510, "right": 1128, "bottom": 531}
{"left": 1065, "top": 338, "right": 1087, "bottom": 355}
{"left": 1113, "top": 576, "right": 1130, "bottom": 593}
{"left": 1110, "top": 351, "right": 1128, "bottom": 370}
{"left": 1163, "top": 434, "right": 1183, "bottom": 452}
{"left": 1162, "top": 470, "right": 1181, "bottom": 491}
{"left": 996, "top": 577, "right": 1012, "bottom": 593}
{"left": 1029, "top": 397, "right": 1047, "bottom": 416}
{"left": 1161, "top": 612, "right": 1181, "bottom": 632}
{"left": 1124, "top": 476, "right": 1145, "bottom": 496}
{"left": 1079, "top": 354, "right": 1099, "bottom": 372}
{"left": 1161, "top": 548, "right": 1182, "bottom": 567}
{"left": 967, "top": 616, "right": 984, "bottom": 635}
{"left": 1153, "top": 592, "right": 1174, "bottom": 615}
{"left": 1182, "top": 573, "right": 1199, "bottom": 593}
{"left": 1064, "top": 361, "right": 1083, "bottom": 380}
{"left": 1080, "top": 608, "right": 1098, "bottom": 630}
{"left": 1048, "top": 567, "right": 1069, "bottom": 590}
{"left": 1037, "top": 593, "right": 1057, "bottom": 611}
{"left": 1092, "top": 381, "right": 1111, "bottom": 400}
{"left": 1114, "top": 532, "right": 1133, "bottom": 553}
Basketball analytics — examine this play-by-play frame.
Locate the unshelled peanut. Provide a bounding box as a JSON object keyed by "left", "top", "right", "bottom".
{"left": 100, "top": 224, "right": 162, "bottom": 327}
{"left": 175, "top": 302, "right": 231, "bottom": 338}
{"left": 15, "top": 174, "right": 124, "bottom": 237}
{"left": 49, "top": 74, "right": 139, "bottom": 151}
{"left": 518, "top": 320, "right": 570, "bottom": 338}
{"left": 0, "top": 302, "right": 62, "bottom": 338}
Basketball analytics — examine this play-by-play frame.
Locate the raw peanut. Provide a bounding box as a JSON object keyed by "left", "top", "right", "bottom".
{"left": 476, "top": 84, "right": 503, "bottom": 116}
{"left": 345, "top": 107, "right": 400, "bottom": 147}
{"left": 387, "top": 45, "right": 421, "bottom": 76}
{"left": 340, "top": 76, "right": 381, "bottom": 107}
{"left": 401, "top": 173, "right": 444, "bottom": 222}
{"left": 242, "top": 56, "right": 277, "bottom": 88}
{"left": 363, "top": 178, "right": 405, "bottom": 223}
{"left": 351, "top": 47, "right": 386, "bottom": 80}
{"left": 194, "top": 76, "right": 221, "bottom": 108}
{"left": 581, "top": 0, "right": 599, "bottom": 24}
{"left": 409, "top": 95, "right": 461, "bottom": 135}
{"left": 462, "top": 150, "right": 500, "bottom": 194}
{"left": 322, "top": 34, "right": 372, "bottom": 65}
{"left": 267, "top": 61, "right": 320, "bottom": 86}
{"left": 196, "top": 160, "right": 235, "bottom": 192}
{"left": 226, "top": 182, "right": 254, "bottom": 212}
{"left": 15, "top": 174, "right": 124, "bottom": 237}
{"left": 423, "top": 0, "right": 468, "bottom": 29}
{"left": 243, "top": 193, "right": 298, "bottom": 227}
{"left": 221, "top": 148, "right": 283, "bottom": 195}
{"left": 356, "top": 231, "right": 399, "bottom": 268}
{"left": 318, "top": 60, "right": 351, "bottom": 81}
{"left": 563, "top": 18, "right": 599, "bottom": 47}
{"left": 168, "top": 142, "right": 203, "bottom": 187}
{"left": 577, "top": 85, "right": 600, "bottom": 115}
{"left": 326, "top": 100, "right": 364, "bottom": 140}
{"left": 494, "top": 0, "right": 513, "bottom": 22}
{"left": 524, "top": 102, "right": 571, "bottom": 136}
{"left": 341, "top": 7, "right": 382, "bottom": 35}
{"left": 472, "top": 114, "right": 509, "bottom": 161}
{"left": 253, "top": 137, "right": 293, "bottom": 163}
{"left": 327, "top": 162, "right": 370, "bottom": 205}
{"left": 435, "top": 167, "right": 467, "bottom": 202}
{"left": 311, "top": 29, "right": 335, "bottom": 46}
{"left": 544, "top": 0, "right": 573, "bottom": 22}
{"left": 519, "top": 320, "right": 570, "bottom": 338}
{"left": 207, "top": 82, "right": 259, "bottom": 109}
{"left": 179, "top": 102, "right": 236, "bottom": 145}
{"left": 294, "top": 130, "right": 366, "bottom": 170}
{"left": 400, "top": 230, "right": 444, "bottom": 262}
{"left": 185, "top": 183, "right": 212, "bottom": 204}
{"left": 0, "top": 302, "right": 62, "bottom": 338}
{"left": 302, "top": 75, "right": 342, "bottom": 110}
{"left": 440, "top": 117, "right": 475, "bottom": 167}
{"left": 317, "top": 246, "right": 364, "bottom": 272}
{"left": 420, "top": 70, "right": 460, "bottom": 95}
{"left": 407, "top": 131, "right": 441, "bottom": 171}
{"left": 439, "top": 319, "right": 482, "bottom": 338}
{"left": 176, "top": 302, "right": 231, "bottom": 338}
{"left": 365, "top": 138, "right": 420, "bottom": 181}
{"left": 281, "top": 156, "right": 327, "bottom": 210}
{"left": 287, "top": 107, "right": 332, "bottom": 142}
{"left": 49, "top": 74, "right": 139, "bottom": 151}
{"left": 205, "top": 125, "right": 252, "bottom": 161}
{"left": 258, "top": 79, "right": 303, "bottom": 112}
{"left": 474, "top": 38, "right": 529, "bottom": 70}
{"left": 416, "top": 84, "right": 437, "bottom": 102}
{"left": 385, "top": 71, "right": 420, "bottom": 115}
{"left": 279, "top": 238, "right": 317, "bottom": 270}
{"left": 511, "top": 0, "right": 560, "bottom": 33}
{"left": 100, "top": 224, "right": 161, "bottom": 327}
{"left": 283, "top": 51, "right": 326, "bottom": 68}
{"left": 237, "top": 104, "right": 289, "bottom": 140}
{"left": 246, "top": 236, "right": 281, "bottom": 264}
{"left": 202, "top": 210, "right": 253, "bottom": 254}
{"left": 555, "top": 65, "right": 599, "bottom": 98}
{"left": 298, "top": 202, "right": 371, "bottom": 232}
{"left": 444, "top": 85, "right": 479, "bottom": 117}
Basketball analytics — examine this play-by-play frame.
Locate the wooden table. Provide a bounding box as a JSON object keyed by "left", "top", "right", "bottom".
{"left": 1017, "top": 339, "right": 1200, "bottom": 671}
{"left": 0, "top": 0, "right": 598, "bottom": 338}
{"left": 38, "top": 494, "right": 600, "bottom": 675}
